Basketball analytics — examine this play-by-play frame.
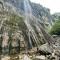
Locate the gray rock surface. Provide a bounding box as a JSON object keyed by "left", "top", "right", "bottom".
{"left": 38, "top": 43, "right": 53, "bottom": 55}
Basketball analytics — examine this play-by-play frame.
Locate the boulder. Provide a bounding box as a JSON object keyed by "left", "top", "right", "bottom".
{"left": 55, "top": 50, "right": 60, "bottom": 57}
{"left": 34, "top": 55, "right": 45, "bottom": 60}
{"left": 23, "top": 54, "right": 31, "bottom": 60}
{"left": 38, "top": 43, "right": 53, "bottom": 55}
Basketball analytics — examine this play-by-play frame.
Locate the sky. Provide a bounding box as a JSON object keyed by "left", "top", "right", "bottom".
{"left": 30, "top": 0, "right": 60, "bottom": 14}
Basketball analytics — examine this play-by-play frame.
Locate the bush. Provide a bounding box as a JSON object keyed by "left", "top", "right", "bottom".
{"left": 50, "top": 20, "right": 60, "bottom": 35}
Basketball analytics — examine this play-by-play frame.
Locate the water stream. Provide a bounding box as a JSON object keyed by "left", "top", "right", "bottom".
{"left": 24, "top": 0, "right": 34, "bottom": 48}
{"left": 23, "top": 0, "right": 55, "bottom": 49}
{"left": 24, "top": 0, "right": 45, "bottom": 48}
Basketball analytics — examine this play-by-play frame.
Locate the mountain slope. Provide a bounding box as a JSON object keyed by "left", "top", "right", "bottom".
{"left": 2, "top": 0, "right": 53, "bottom": 25}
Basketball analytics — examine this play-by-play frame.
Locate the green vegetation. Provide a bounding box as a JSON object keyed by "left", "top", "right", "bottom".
{"left": 0, "top": 12, "right": 28, "bottom": 54}
{"left": 50, "top": 20, "right": 60, "bottom": 35}
{"left": 2, "top": 13, "right": 27, "bottom": 33}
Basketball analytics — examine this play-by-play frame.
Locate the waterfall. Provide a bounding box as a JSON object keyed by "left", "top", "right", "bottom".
{"left": 0, "top": 0, "right": 55, "bottom": 55}
{"left": 24, "top": 0, "right": 33, "bottom": 48}
{"left": 23, "top": 0, "right": 45, "bottom": 48}
{"left": 24, "top": 0, "right": 32, "bottom": 16}
{"left": 23, "top": 0, "right": 55, "bottom": 49}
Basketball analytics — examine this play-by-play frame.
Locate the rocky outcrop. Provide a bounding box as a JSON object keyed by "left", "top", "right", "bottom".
{"left": 38, "top": 43, "right": 53, "bottom": 55}
{"left": 0, "top": 0, "right": 58, "bottom": 56}
{"left": 0, "top": 1, "right": 47, "bottom": 55}
{"left": 2, "top": 0, "right": 53, "bottom": 26}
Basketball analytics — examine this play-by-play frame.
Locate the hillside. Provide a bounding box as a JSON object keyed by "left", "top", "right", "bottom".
{"left": 2, "top": 0, "right": 53, "bottom": 26}
{"left": 0, "top": 0, "right": 59, "bottom": 60}
{"left": 0, "top": 0, "right": 47, "bottom": 53}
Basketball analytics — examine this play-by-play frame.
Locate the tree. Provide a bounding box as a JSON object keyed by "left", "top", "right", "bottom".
{"left": 50, "top": 20, "right": 60, "bottom": 35}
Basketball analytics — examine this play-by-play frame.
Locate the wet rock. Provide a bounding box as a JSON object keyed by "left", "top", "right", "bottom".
{"left": 38, "top": 43, "right": 52, "bottom": 55}
{"left": 50, "top": 57, "right": 55, "bottom": 60}
{"left": 55, "top": 50, "right": 60, "bottom": 57}
{"left": 28, "top": 47, "right": 37, "bottom": 55}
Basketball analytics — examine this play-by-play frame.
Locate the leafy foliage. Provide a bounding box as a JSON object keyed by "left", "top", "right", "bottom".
{"left": 50, "top": 20, "right": 60, "bottom": 35}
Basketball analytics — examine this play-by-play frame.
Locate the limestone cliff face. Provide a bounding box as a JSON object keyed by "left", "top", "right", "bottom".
{"left": 0, "top": 1, "right": 46, "bottom": 50}
{"left": 0, "top": 0, "right": 55, "bottom": 52}
{"left": 2, "top": 0, "right": 53, "bottom": 25}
